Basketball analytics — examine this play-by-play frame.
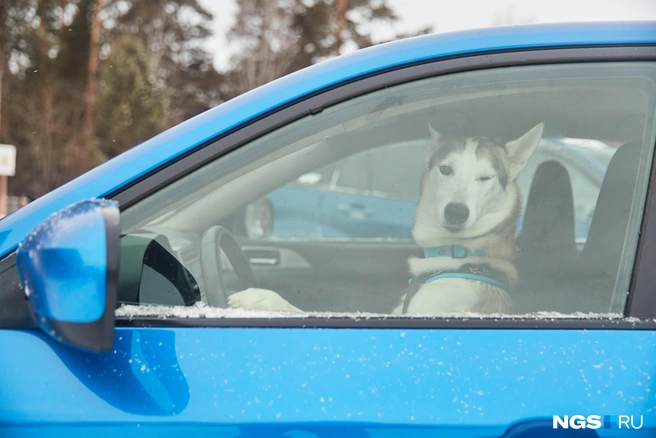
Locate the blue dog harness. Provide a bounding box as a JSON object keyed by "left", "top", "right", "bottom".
{"left": 423, "top": 245, "right": 485, "bottom": 258}
{"left": 402, "top": 245, "right": 510, "bottom": 313}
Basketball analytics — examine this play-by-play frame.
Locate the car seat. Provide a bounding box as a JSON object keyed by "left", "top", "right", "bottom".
{"left": 514, "top": 160, "right": 577, "bottom": 313}
{"left": 561, "top": 140, "right": 642, "bottom": 313}
{"left": 515, "top": 140, "right": 643, "bottom": 314}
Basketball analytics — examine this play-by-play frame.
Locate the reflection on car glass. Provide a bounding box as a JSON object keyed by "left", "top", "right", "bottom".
{"left": 125, "top": 63, "right": 656, "bottom": 319}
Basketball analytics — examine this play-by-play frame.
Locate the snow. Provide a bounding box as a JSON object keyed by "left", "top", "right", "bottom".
{"left": 115, "top": 302, "right": 628, "bottom": 320}
{"left": 116, "top": 302, "right": 294, "bottom": 319}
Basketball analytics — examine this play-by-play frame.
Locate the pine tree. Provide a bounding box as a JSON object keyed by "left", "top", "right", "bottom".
{"left": 222, "top": 0, "right": 299, "bottom": 98}
{"left": 108, "top": 0, "right": 221, "bottom": 125}
{"left": 95, "top": 35, "right": 165, "bottom": 159}
{"left": 0, "top": 0, "right": 428, "bottom": 197}
{"left": 3, "top": 0, "right": 80, "bottom": 195}
{"left": 2, "top": 0, "right": 221, "bottom": 195}
{"left": 224, "top": 0, "right": 431, "bottom": 98}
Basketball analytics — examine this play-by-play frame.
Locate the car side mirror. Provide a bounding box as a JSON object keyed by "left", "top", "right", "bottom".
{"left": 16, "top": 199, "right": 120, "bottom": 352}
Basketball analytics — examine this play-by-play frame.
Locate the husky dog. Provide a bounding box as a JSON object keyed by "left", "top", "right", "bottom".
{"left": 229, "top": 123, "right": 544, "bottom": 315}
{"left": 398, "top": 122, "right": 544, "bottom": 314}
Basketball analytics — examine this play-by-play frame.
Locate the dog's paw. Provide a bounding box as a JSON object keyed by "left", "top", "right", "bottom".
{"left": 228, "top": 288, "right": 303, "bottom": 314}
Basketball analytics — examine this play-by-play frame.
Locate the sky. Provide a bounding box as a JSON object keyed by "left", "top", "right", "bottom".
{"left": 199, "top": 0, "right": 656, "bottom": 72}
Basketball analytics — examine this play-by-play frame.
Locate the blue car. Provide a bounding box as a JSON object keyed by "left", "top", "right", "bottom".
{"left": 1, "top": 22, "right": 656, "bottom": 437}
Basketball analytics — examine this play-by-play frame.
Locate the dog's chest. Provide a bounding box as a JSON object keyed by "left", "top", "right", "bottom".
{"left": 405, "top": 277, "right": 511, "bottom": 314}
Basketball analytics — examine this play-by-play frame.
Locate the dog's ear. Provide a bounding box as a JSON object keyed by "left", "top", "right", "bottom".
{"left": 424, "top": 123, "right": 445, "bottom": 163}
{"left": 506, "top": 122, "right": 544, "bottom": 179}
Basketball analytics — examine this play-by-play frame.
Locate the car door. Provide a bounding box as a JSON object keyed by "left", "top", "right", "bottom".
{"left": 2, "top": 44, "right": 656, "bottom": 438}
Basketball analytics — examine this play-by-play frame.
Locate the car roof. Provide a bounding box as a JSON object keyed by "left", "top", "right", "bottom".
{"left": 1, "top": 21, "right": 655, "bottom": 258}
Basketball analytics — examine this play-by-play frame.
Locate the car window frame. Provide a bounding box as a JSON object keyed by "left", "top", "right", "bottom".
{"left": 2, "top": 46, "right": 656, "bottom": 329}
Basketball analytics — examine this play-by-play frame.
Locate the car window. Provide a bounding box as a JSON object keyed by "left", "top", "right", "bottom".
{"left": 119, "top": 62, "right": 656, "bottom": 317}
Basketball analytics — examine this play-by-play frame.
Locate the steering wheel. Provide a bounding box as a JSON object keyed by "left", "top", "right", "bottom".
{"left": 200, "top": 225, "right": 258, "bottom": 307}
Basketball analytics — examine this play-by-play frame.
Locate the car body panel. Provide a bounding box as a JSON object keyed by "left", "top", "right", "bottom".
{"left": 1, "top": 22, "right": 655, "bottom": 258}
{"left": 1, "top": 327, "right": 655, "bottom": 436}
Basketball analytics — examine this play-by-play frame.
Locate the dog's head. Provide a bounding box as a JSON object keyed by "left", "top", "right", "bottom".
{"left": 417, "top": 122, "right": 544, "bottom": 238}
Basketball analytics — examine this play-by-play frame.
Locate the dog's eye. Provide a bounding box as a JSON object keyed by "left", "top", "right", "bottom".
{"left": 478, "top": 176, "right": 494, "bottom": 182}
{"left": 439, "top": 165, "right": 452, "bottom": 176}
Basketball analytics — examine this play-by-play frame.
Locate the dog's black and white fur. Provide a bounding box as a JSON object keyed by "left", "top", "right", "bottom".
{"left": 228, "top": 123, "right": 544, "bottom": 315}
{"left": 398, "top": 122, "right": 544, "bottom": 314}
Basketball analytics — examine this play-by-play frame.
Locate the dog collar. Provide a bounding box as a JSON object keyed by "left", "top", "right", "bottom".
{"left": 424, "top": 245, "right": 485, "bottom": 259}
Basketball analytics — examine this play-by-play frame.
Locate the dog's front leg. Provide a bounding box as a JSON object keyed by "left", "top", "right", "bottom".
{"left": 228, "top": 288, "right": 304, "bottom": 314}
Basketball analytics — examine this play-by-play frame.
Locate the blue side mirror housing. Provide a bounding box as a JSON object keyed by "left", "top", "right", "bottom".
{"left": 16, "top": 199, "right": 120, "bottom": 352}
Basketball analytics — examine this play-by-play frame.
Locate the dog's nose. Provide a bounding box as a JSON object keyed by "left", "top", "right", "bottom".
{"left": 444, "top": 203, "right": 469, "bottom": 225}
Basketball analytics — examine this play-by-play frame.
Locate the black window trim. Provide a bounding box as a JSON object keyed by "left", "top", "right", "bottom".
{"left": 117, "top": 316, "right": 656, "bottom": 330}
{"left": 3, "top": 45, "right": 656, "bottom": 330}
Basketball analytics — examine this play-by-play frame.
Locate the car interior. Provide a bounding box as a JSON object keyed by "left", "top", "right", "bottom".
{"left": 116, "top": 62, "right": 656, "bottom": 317}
